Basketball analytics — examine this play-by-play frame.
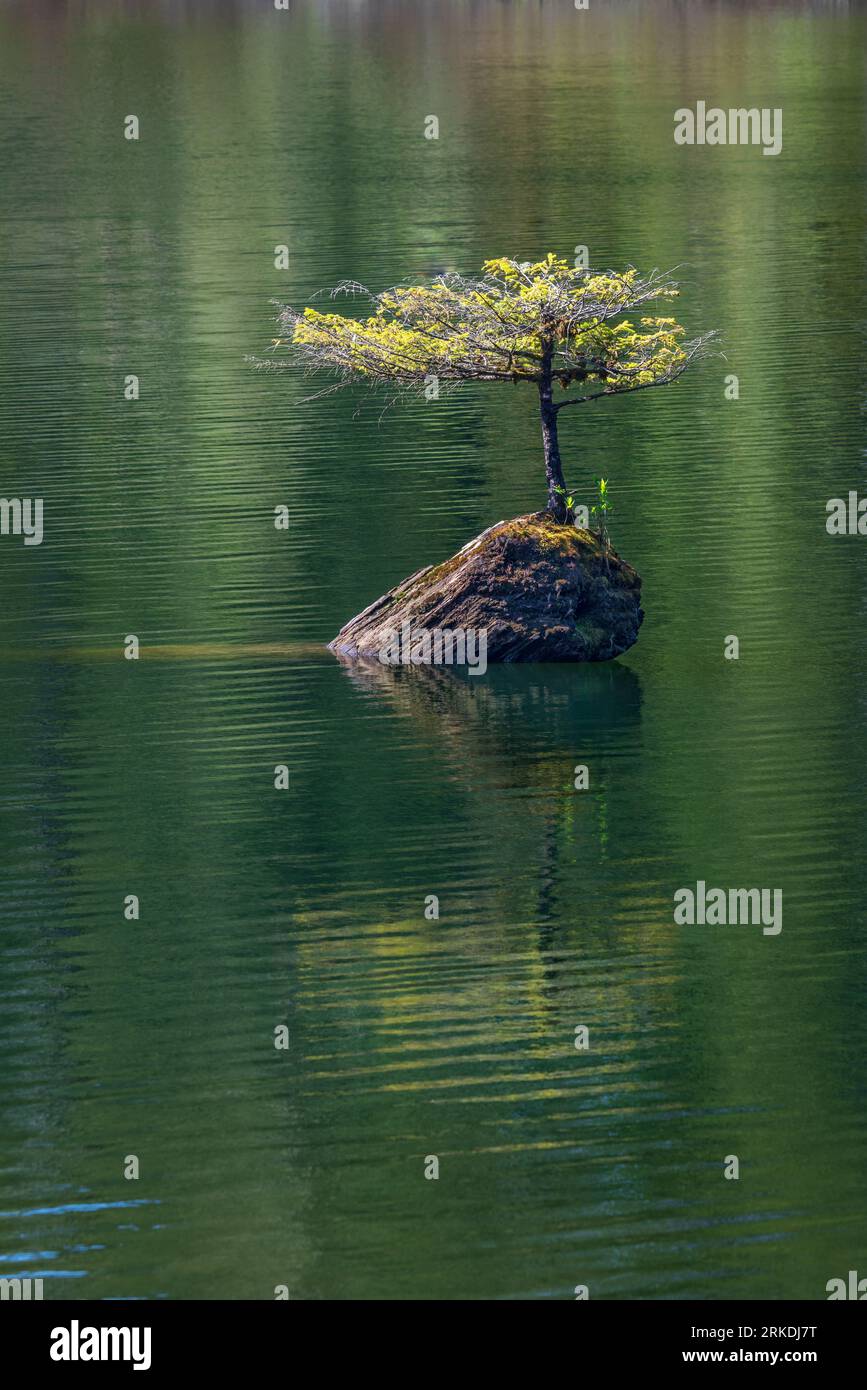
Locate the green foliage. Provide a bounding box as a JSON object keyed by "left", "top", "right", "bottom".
{"left": 554, "top": 482, "right": 596, "bottom": 531}
{"left": 269, "top": 253, "right": 713, "bottom": 401}
{"left": 590, "top": 477, "right": 612, "bottom": 549}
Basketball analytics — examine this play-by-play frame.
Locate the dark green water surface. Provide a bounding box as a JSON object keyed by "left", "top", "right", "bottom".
{"left": 1, "top": 0, "right": 866, "bottom": 1299}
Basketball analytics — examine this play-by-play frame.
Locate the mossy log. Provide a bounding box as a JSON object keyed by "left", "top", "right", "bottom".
{"left": 329, "top": 512, "right": 643, "bottom": 664}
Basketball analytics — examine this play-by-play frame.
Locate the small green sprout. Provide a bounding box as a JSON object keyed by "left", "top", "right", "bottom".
{"left": 553, "top": 484, "right": 582, "bottom": 528}
{"left": 589, "top": 477, "right": 612, "bottom": 551}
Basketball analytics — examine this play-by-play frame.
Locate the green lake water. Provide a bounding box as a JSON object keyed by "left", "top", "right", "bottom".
{"left": 1, "top": 0, "right": 866, "bottom": 1299}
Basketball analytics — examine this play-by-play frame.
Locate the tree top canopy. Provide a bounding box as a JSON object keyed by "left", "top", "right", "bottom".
{"left": 266, "top": 253, "right": 715, "bottom": 409}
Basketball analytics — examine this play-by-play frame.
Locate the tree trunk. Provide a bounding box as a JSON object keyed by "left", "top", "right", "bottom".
{"left": 539, "top": 350, "right": 566, "bottom": 519}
